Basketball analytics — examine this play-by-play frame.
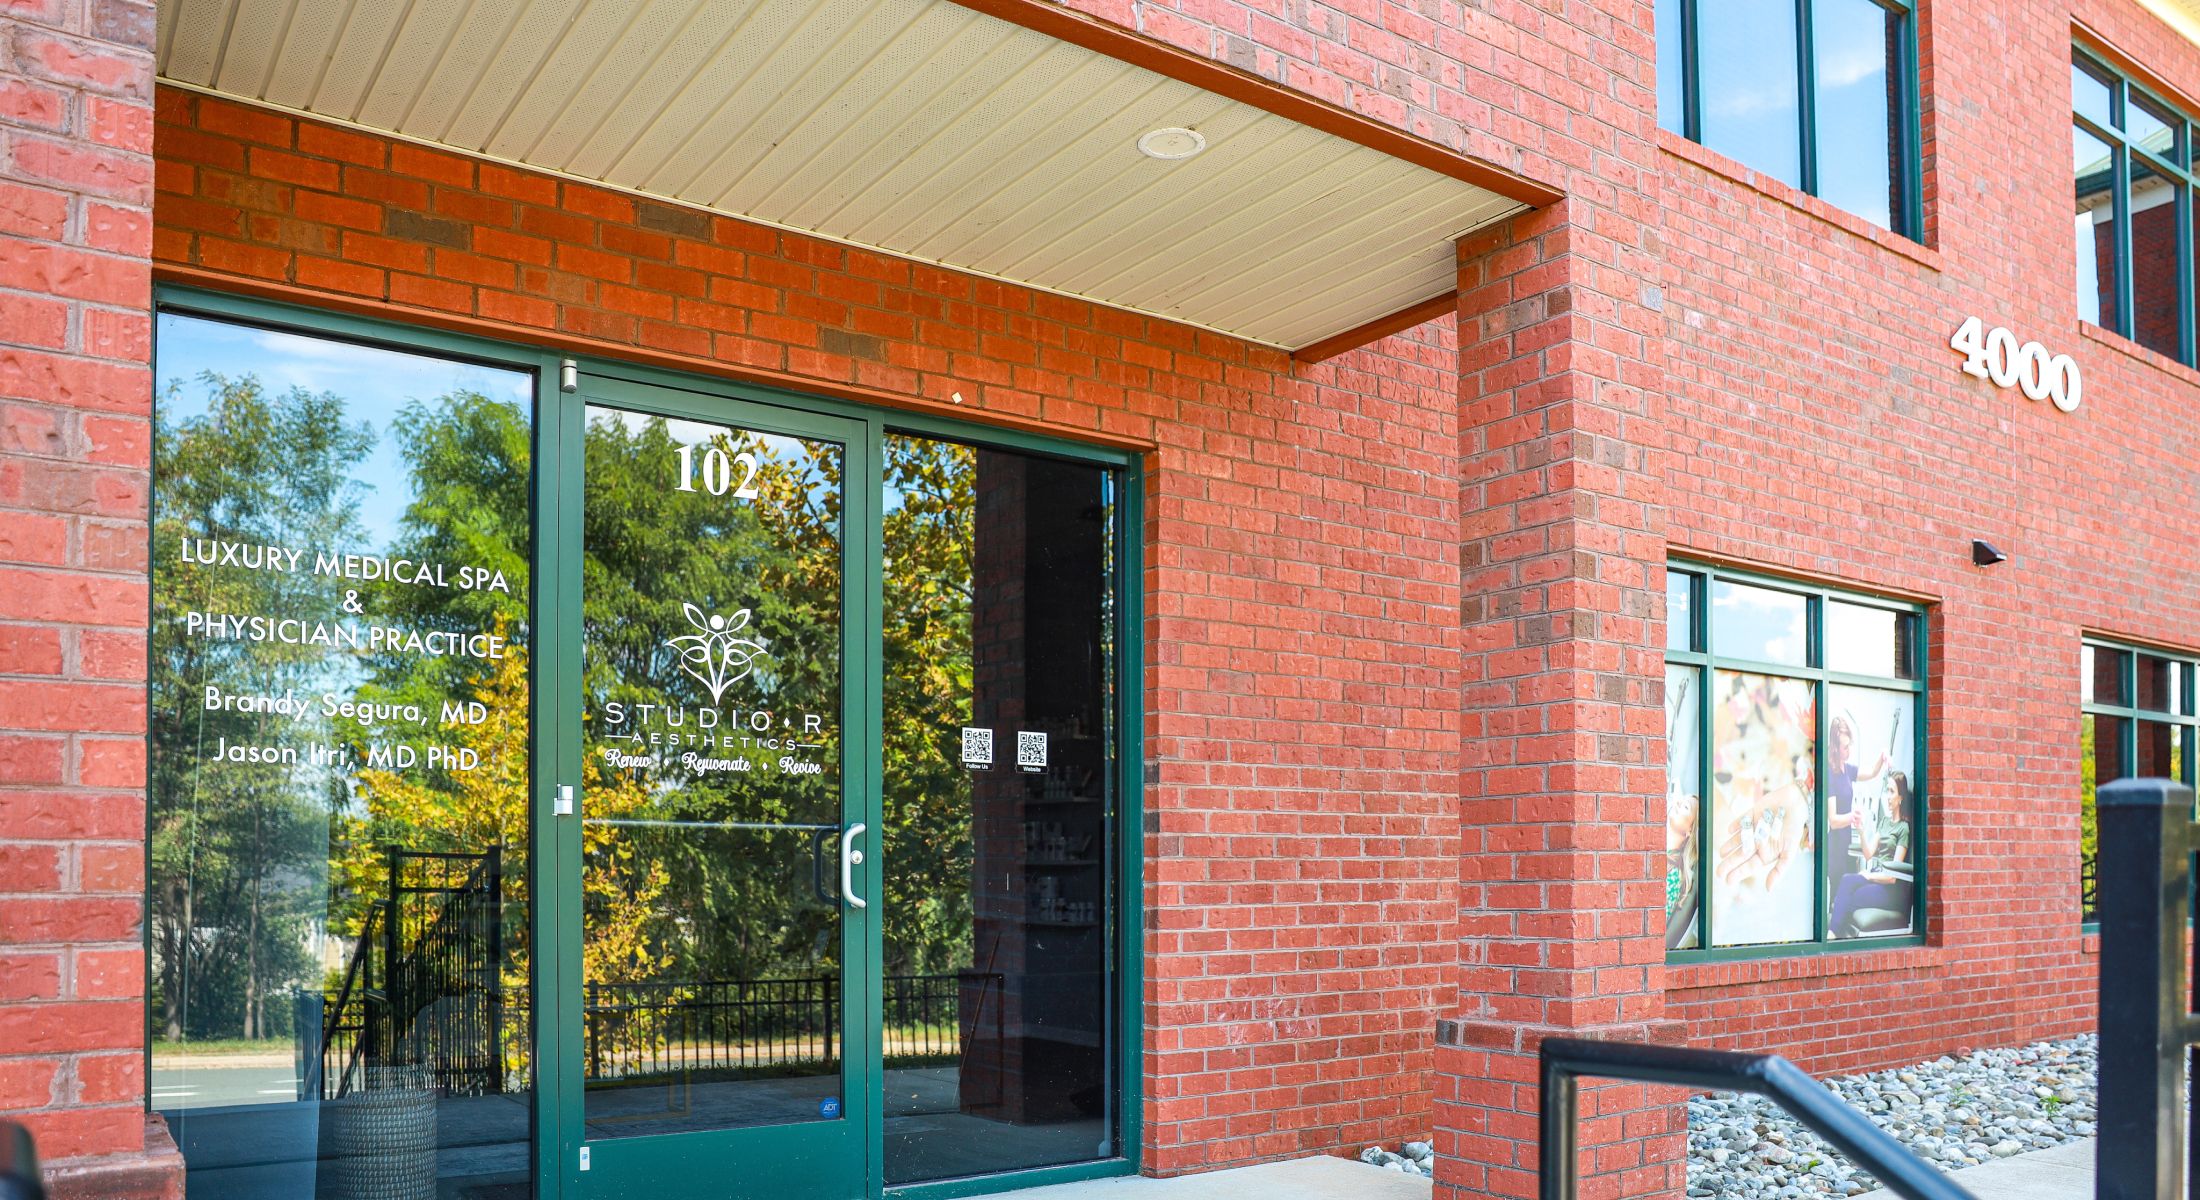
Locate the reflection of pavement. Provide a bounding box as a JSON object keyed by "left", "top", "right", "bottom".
{"left": 885, "top": 1066, "right": 1110, "bottom": 1183}
{"left": 163, "top": 1091, "right": 531, "bottom": 1200}
{"left": 153, "top": 1061, "right": 302, "bottom": 1107}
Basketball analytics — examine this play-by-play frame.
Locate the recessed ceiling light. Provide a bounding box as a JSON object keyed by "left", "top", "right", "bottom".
{"left": 1137, "top": 127, "right": 1206, "bottom": 160}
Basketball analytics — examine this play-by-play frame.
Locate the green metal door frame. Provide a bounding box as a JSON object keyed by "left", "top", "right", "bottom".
{"left": 552, "top": 373, "right": 878, "bottom": 1200}
{"left": 151, "top": 284, "right": 1147, "bottom": 1200}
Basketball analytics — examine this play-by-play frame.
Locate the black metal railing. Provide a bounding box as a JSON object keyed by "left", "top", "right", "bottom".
{"left": 308, "top": 846, "right": 506, "bottom": 1100}
{"left": 1538, "top": 1038, "right": 1976, "bottom": 1200}
{"left": 586, "top": 977, "right": 839, "bottom": 1081}
{"left": 584, "top": 972, "right": 1005, "bottom": 1082}
{"left": 2093, "top": 776, "right": 2200, "bottom": 1200}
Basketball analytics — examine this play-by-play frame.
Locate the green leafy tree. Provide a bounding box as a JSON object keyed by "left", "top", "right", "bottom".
{"left": 149, "top": 372, "right": 373, "bottom": 1042}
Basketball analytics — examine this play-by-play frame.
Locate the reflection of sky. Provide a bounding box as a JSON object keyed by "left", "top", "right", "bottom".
{"left": 156, "top": 313, "right": 534, "bottom": 549}
{"left": 1810, "top": 0, "right": 1892, "bottom": 227}
{"left": 1696, "top": 0, "right": 1800, "bottom": 186}
{"left": 1711, "top": 581, "right": 1807, "bottom": 665}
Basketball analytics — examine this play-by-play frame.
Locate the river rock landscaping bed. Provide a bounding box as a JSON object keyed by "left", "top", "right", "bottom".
{"left": 1354, "top": 1035, "right": 2096, "bottom": 1195}
{"left": 1687, "top": 1034, "right": 2096, "bottom": 1197}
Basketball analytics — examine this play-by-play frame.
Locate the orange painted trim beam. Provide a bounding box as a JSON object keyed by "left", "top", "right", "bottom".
{"left": 155, "top": 265, "right": 1162, "bottom": 457}
{"left": 949, "top": 0, "right": 1563, "bottom": 207}
{"left": 1290, "top": 290, "right": 1457, "bottom": 364}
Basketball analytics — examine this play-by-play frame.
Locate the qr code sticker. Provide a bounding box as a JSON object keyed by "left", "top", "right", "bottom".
{"left": 1016, "top": 730, "right": 1048, "bottom": 772}
{"left": 960, "top": 727, "right": 993, "bottom": 768}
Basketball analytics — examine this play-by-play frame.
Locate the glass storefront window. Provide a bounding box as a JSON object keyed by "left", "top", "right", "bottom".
{"left": 2073, "top": 47, "right": 2200, "bottom": 366}
{"left": 151, "top": 311, "right": 537, "bottom": 1197}
{"left": 2082, "top": 640, "right": 2200, "bottom": 921}
{"left": 1667, "top": 564, "right": 1926, "bottom": 956}
{"left": 1659, "top": 0, "right": 1919, "bottom": 236}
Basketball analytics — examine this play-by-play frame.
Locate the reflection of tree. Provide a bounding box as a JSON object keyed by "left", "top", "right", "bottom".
{"left": 881, "top": 437, "right": 976, "bottom": 976}
{"left": 150, "top": 372, "right": 372, "bottom": 1042}
{"left": 152, "top": 376, "right": 988, "bottom": 1053}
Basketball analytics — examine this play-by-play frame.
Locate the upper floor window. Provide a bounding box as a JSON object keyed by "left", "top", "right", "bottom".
{"left": 1657, "top": 0, "right": 1920, "bottom": 237}
{"left": 2072, "top": 49, "right": 2198, "bottom": 364}
{"left": 2081, "top": 640, "right": 2196, "bottom": 921}
{"left": 1665, "top": 564, "right": 1927, "bottom": 960}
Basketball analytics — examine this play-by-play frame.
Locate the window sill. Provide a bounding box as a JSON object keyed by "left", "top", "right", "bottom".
{"left": 1656, "top": 130, "right": 1943, "bottom": 273}
{"left": 2077, "top": 320, "right": 2200, "bottom": 390}
{"left": 1666, "top": 942, "right": 1939, "bottom": 990}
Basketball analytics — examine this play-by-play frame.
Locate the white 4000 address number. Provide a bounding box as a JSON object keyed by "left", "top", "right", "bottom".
{"left": 1949, "top": 316, "right": 2081, "bottom": 412}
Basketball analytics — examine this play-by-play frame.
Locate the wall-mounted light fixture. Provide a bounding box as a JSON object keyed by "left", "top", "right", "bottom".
{"left": 1971, "top": 540, "right": 2006, "bottom": 567}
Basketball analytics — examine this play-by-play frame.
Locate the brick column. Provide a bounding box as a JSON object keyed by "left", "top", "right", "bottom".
{"left": 1436, "top": 197, "right": 1681, "bottom": 1200}
{"left": 0, "top": 0, "right": 178, "bottom": 1196}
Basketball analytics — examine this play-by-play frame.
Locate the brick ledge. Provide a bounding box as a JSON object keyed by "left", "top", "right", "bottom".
{"left": 44, "top": 1116, "right": 184, "bottom": 1200}
{"left": 1436, "top": 1017, "right": 1688, "bottom": 1053}
{"left": 1656, "top": 129, "right": 1945, "bottom": 272}
{"left": 1664, "top": 944, "right": 1940, "bottom": 991}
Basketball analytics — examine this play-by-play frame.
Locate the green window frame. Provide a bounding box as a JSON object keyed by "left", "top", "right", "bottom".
{"left": 1656, "top": 0, "right": 1924, "bottom": 239}
{"left": 1664, "top": 562, "right": 1929, "bottom": 962}
{"left": 2071, "top": 47, "right": 2200, "bottom": 365}
{"left": 2079, "top": 639, "right": 2198, "bottom": 923}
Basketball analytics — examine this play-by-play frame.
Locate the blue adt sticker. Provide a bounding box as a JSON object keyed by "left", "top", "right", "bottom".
{"left": 819, "top": 1097, "right": 842, "bottom": 1119}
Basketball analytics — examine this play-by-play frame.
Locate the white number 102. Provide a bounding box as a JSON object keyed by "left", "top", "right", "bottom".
{"left": 674, "top": 443, "right": 761, "bottom": 499}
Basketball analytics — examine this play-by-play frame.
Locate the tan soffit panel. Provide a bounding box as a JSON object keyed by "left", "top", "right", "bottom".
{"left": 155, "top": 0, "right": 1526, "bottom": 351}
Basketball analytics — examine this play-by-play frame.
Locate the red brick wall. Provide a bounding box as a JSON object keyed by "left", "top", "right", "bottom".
{"left": 148, "top": 87, "right": 1468, "bottom": 1174}
{"left": 0, "top": 0, "right": 180, "bottom": 1192}
{"left": 1653, "top": 0, "right": 2200, "bottom": 1075}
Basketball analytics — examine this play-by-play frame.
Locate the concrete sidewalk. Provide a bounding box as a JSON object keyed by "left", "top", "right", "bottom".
{"left": 1855, "top": 1138, "right": 2092, "bottom": 1200}
{"left": 1016, "top": 1156, "right": 1429, "bottom": 1200}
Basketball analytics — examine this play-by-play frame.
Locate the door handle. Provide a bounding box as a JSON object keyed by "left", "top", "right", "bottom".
{"left": 842, "top": 823, "right": 867, "bottom": 910}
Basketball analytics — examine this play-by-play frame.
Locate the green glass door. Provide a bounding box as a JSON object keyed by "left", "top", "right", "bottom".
{"left": 551, "top": 377, "right": 876, "bottom": 1200}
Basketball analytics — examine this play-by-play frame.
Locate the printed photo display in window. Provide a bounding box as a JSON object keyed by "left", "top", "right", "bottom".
{"left": 1827, "top": 686, "right": 1917, "bottom": 939}
{"left": 1666, "top": 567, "right": 1924, "bottom": 953}
{"left": 1709, "top": 671, "right": 1817, "bottom": 946}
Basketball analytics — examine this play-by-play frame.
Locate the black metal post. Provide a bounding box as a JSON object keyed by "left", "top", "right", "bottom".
{"left": 2094, "top": 776, "right": 2198, "bottom": 1200}
{"left": 485, "top": 844, "right": 504, "bottom": 1094}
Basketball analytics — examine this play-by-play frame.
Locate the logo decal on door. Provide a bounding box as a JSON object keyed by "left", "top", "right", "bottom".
{"left": 667, "top": 603, "right": 769, "bottom": 702}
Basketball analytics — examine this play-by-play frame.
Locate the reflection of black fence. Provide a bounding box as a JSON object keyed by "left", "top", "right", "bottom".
{"left": 308, "top": 847, "right": 506, "bottom": 1101}
{"left": 307, "top": 843, "right": 1004, "bottom": 1096}
{"left": 584, "top": 972, "right": 1003, "bottom": 1083}
{"left": 2080, "top": 854, "right": 2097, "bottom": 920}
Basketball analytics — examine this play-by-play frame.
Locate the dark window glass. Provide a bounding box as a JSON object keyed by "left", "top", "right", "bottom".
{"left": 880, "top": 436, "right": 1120, "bottom": 1184}
{"left": 2138, "top": 653, "right": 2183, "bottom": 713}
{"left": 1813, "top": 0, "right": 1899, "bottom": 230}
{"left": 1695, "top": 0, "right": 1801, "bottom": 187}
{"left": 2075, "top": 124, "right": 2117, "bottom": 326}
{"left": 2129, "top": 159, "right": 2183, "bottom": 359}
{"left": 2082, "top": 641, "right": 2200, "bottom": 923}
{"left": 151, "top": 313, "right": 537, "bottom": 1198}
{"left": 2139, "top": 718, "right": 2179, "bottom": 779}
{"left": 2092, "top": 644, "right": 2131, "bottom": 707}
{"left": 1658, "top": 0, "right": 1686, "bottom": 134}
{"left": 1667, "top": 569, "right": 1698, "bottom": 652}
{"left": 2073, "top": 57, "right": 2115, "bottom": 128}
